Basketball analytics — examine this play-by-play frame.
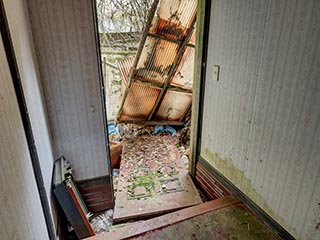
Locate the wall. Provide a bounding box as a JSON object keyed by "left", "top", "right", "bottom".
{"left": 200, "top": 0, "right": 320, "bottom": 239}
{"left": 0, "top": 33, "right": 49, "bottom": 239}
{"left": 2, "top": 0, "right": 57, "bottom": 226}
{"left": 26, "top": 0, "right": 109, "bottom": 180}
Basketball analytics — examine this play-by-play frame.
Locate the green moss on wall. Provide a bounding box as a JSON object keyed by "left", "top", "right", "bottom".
{"left": 201, "top": 148, "right": 298, "bottom": 237}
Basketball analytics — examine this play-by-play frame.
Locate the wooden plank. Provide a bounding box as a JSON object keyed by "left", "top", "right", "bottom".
{"left": 86, "top": 196, "right": 240, "bottom": 240}
{"left": 195, "top": 161, "right": 230, "bottom": 199}
{"left": 113, "top": 135, "right": 203, "bottom": 223}
{"left": 132, "top": 76, "right": 193, "bottom": 94}
{"left": 116, "top": 120, "right": 185, "bottom": 126}
{"left": 132, "top": 201, "right": 280, "bottom": 240}
{"left": 148, "top": 33, "right": 195, "bottom": 48}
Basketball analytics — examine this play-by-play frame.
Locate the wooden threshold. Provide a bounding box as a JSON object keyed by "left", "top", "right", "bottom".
{"left": 85, "top": 195, "right": 240, "bottom": 240}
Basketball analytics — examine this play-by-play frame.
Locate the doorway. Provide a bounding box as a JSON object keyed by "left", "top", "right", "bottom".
{"left": 92, "top": 0, "right": 203, "bottom": 231}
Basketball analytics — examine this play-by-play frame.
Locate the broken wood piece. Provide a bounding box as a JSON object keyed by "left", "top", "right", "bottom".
{"left": 85, "top": 195, "right": 280, "bottom": 240}
{"left": 110, "top": 141, "right": 123, "bottom": 169}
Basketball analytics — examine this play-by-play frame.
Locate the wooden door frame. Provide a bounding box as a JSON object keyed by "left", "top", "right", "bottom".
{"left": 91, "top": 0, "right": 115, "bottom": 203}
{"left": 90, "top": 0, "right": 211, "bottom": 185}
{"left": 189, "top": 0, "right": 212, "bottom": 177}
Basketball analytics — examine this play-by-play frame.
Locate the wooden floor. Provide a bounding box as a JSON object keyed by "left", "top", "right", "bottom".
{"left": 87, "top": 196, "right": 280, "bottom": 240}
{"left": 113, "top": 134, "right": 203, "bottom": 223}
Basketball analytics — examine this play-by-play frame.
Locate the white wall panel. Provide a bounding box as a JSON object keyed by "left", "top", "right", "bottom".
{"left": 26, "top": 0, "right": 109, "bottom": 180}
{"left": 201, "top": 0, "right": 320, "bottom": 238}
{"left": 3, "top": 0, "right": 56, "bottom": 225}
{"left": 0, "top": 33, "right": 48, "bottom": 239}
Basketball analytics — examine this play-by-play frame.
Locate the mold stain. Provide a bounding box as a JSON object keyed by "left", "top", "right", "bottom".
{"left": 201, "top": 148, "right": 298, "bottom": 238}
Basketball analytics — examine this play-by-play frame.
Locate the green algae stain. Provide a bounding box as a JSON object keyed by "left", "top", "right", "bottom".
{"left": 201, "top": 148, "right": 298, "bottom": 238}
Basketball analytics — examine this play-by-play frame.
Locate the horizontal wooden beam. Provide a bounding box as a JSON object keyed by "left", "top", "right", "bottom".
{"left": 116, "top": 120, "right": 185, "bottom": 126}
{"left": 101, "top": 60, "right": 119, "bottom": 70}
{"left": 85, "top": 196, "right": 239, "bottom": 240}
{"left": 148, "top": 33, "right": 195, "bottom": 48}
{"left": 133, "top": 77, "right": 192, "bottom": 94}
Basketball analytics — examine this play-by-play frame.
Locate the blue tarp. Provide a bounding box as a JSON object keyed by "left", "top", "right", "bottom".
{"left": 153, "top": 125, "right": 176, "bottom": 136}
{"left": 108, "top": 123, "right": 116, "bottom": 135}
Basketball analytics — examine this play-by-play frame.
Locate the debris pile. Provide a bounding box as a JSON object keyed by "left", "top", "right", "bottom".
{"left": 90, "top": 209, "right": 114, "bottom": 234}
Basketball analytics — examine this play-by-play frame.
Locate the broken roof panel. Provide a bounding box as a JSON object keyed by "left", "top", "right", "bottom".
{"left": 119, "top": 82, "right": 161, "bottom": 121}
{"left": 118, "top": 57, "right": 134, "bottom": 85}
{"left": 155, "top": 90, "right": 192, "bottom": 121}
{"left": 117, "top": 0, "right": 197, "bottom": 125}
{"left": 158, "top": 0, "right": 197, "bottom": 29}
{"left": 136, "top": 38, "right": 179, "bottom": 84}
{"left": 170, "top": 47, "right": 194, "bottom": 90}
{"left": 189, "top": 30, "right": 196, "bottom": 44}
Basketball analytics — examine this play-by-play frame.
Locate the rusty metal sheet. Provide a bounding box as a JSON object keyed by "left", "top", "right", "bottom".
{"left": 170, "top": 47, "right": 194, "bottom": 90}
{"left": 136, "top": 37, "right": 179, "bottom": 84}
{"left": 155, "top": 90, "right": 192, "bottom": 121}
{"left": 119, "top": 82, "right": 161, "bottom": 121}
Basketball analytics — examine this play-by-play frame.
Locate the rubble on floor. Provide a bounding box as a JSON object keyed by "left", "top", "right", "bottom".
{"left": 112, "top": 124, "right": 202, "bottom": 223}
{"left": 93, "top": 122, "right": 194, "bottom": 236}
{"left": 90, "top": 209, "right": 114, "bottom": 234}
{"left": 111, "top": 123, "right": 192, "bottom": 199}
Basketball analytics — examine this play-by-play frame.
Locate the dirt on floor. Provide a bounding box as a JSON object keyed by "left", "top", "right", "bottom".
{"left": 90, "top": 122, "right": 208, "bottom": 235}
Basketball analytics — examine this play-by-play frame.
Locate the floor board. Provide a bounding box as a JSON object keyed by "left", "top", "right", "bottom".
{"left": 87, "top": 196, "right": 280, "bottom": 240}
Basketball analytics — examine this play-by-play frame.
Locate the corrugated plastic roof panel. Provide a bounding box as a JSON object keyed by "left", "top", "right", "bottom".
{"left": 170, "top": 46, "right": 194, "bottom": 90}
{"left": 119, "top": 82, "right": 161, "bottom": 121}
{"left": 155, "top": 90, "right": 192, "bottom": 121}
{"left": 158, "top": 0, "right": 197, "bottom": 29}
{"left": 136, "top": 37, "right": 179, "bottom": 84}
{"left": 117, "top": 0, "right": 197, "bottom": 123}
{"left": 118, "top": 57, "right": 134, "bottom": 95}
{"left": 189, "top": 29, "right": 196, "bottom": 44}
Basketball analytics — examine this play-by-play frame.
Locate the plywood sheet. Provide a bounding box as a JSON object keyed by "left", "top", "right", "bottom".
{"left": 113, "top": 134, "right": 202, "bottom": 223}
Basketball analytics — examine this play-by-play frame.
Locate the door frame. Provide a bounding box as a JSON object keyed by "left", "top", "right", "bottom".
{"left": 190, "top": 0, "right": 212, "bottom": 177}
{"left": 91, "top": 0, "right": 115, "bottom": 203}
{"left": 91, "top": 0, "right": 212, "bottom": 182}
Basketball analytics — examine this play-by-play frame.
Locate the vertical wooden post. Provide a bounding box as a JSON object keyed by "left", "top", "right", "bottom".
{"left": 103, "top": 56, "right": 107, "bottom": 84}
